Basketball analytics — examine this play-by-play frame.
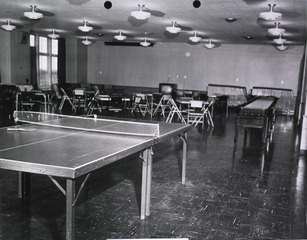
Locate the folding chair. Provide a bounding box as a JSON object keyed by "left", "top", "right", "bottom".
{"left": 86, "top": 90, "right": 100, "bottom": 115}
{"left": 95, "top": 94, "right": 111, "bottom": 114}
{"left": 72, "top": 88, "right": 87, "bottom": 112}
{"left": 153, "top": 94, "right": 171, "bottom": 118}
{"left": 204, "top": 100, "right": 214, "bottom": 127}
{"left": 166, "top": 98, "right": 186, "bottom": 124}
{"left": 135, "top": 93, "right": 150, "bottom": 117}
{"left": 188, "top": 100, "right": 214, "bottom": 128}
{"left": 124, "top": 96, "right": 142, "bottom": 119}
{"left": 59, "top": 88, "right": 76, "bottom": 112}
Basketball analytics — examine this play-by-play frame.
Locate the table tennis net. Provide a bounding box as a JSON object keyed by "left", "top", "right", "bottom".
{"left": 13, "top": 111, "right": 160, "bottom": 137}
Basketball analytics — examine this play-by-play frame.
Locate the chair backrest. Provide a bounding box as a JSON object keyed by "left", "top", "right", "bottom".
{"left": 135, "top": 93, "right": 148, "bottom": 103}
{"left": 160, "top": 94, "right": 171, "bottom": 105}
{"left": 134, "top": 96, "right": 142, "bottom": 105}
{"left": 96, "top": 94, "right": 110, "bottom": 101}
{"left": 190, "top": 100, "right": 203, "bottom": 108}
{"left": 73, "top": 88, "right": 86, "bottom": 96}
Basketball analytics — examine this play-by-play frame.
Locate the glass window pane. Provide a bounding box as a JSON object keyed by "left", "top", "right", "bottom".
{"left": 30, "top": 35, "right": 35, "bottom": 47}
{"left": 51, "top": 57, "right": 58, "bottom": 84}
{"left": 39, "top": 55, "right": 49, "bottom": 90}
{"left": 36, "top": 37, "right": 58, "bottom": 90}
{"left": 51, "top": 39, "right": 58, "bottom": 55}
{"left": 39, "top": 36, "right": 48, "bottom": 54}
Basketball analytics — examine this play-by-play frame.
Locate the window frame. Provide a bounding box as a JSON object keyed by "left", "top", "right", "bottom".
{"left": 32, "top": 35, "right": 58, "bottom": 90}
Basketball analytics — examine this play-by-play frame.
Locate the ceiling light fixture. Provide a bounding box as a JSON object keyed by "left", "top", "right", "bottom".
{"left": 245, "top": 35, "right": 253, "bottom": 40}
{"left": 1, "top": 20, "right": 16, "bottom": 31}
{"left": 114, "top": 31, "right": 127, "bottom": 41}
{"left": 140, "top": 38, "right": 151, "bottom": 47}
{"left": 82, "top": 37, "right": 92, "bottom": 46}
{"left": 225, "top": 17, "right": 237, "bottom": 23}
{"left": 268, "top": 22, "right": 285, "bottom": 36}
{"left": 204, "top": 39, "right": 215, "bottom": 49}
{"left": 273, "top": 34, "right": 286, "bottom": 45}
{"left": 166, "top": 21, "right": 181, "bottom": 34}
{"left": 48, "top": 30, "right": 60, "bottom": 39}
{"left": 189, "top": 32, "right": 201, "bottom": 43}
{"left": 259, "top": 4, "right": 282, "bottom": 21}
{"left": 131, "top": 4, "right": 151, "bottom": 20}
{"left": 276, "top": 43, "right": 288, "bottom": 51}
{"left": 24, "top": 5, "right": 43, "bottom": 20}
{"left": 78, "top": 21, "right": 93, "bottom": 32}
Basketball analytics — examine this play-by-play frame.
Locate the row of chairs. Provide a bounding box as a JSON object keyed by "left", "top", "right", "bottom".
{"left": 86, "top": 91, "right": 214, "bottom": 128}
{"left": 87, "top": 93, "right": 151, "bottom": 118}
{"left": 166, "top": 97, "right": 214, "bottom": 128}
{"left": 18, "top": 84, "right": 214, "bottom": 129}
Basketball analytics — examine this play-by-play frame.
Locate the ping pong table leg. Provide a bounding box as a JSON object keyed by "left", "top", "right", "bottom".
{"left": 66, "top": 179, "right": 75, "bottom": 240}
{"left": 180, "top": 132, "right": 188, "bottom": 184}
{"left": 145, "top": 148, "right": 152, "bottom": 217}
{"left": 140, "top": 148, "right": 153, "bottom": 219}
{"left": 18, "top": 172, "right": 31, "bottom": 199}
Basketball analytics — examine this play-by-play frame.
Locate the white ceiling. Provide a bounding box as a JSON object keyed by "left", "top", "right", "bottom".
{"left": 0, "top": 0, "right": 306, "bottom": 47}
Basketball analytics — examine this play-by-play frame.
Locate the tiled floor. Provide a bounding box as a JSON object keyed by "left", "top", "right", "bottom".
{"left": 0, "top": 108, "right": 306, "bottom": 240}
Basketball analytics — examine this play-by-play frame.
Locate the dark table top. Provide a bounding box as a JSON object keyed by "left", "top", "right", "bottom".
{"left": 0, "top": 116, "right": 192, "bottom": 179}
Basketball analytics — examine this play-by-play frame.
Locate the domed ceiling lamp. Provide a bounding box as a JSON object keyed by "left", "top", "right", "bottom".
{"left": 114, "top": 31, "right": 127, "bottom": 41}
{"left": 268, "top": 22, "right": 285, "bottom": 36}
{"left": 276, "top": 43, "right": 288, "bottom": 51}
{"left": 273, "top": 34, "right": 286, "bottom": 45}
{"left": 140, "top": 38, "right": 151, "bottom": 47}
{"left": 48, "top": 30, "right": 60, "bottom": 39}
{"left": 24, "top": 5, "right": 43, "bottom": 19}
{"left": 78, "top": 21, "right": 93, "bottom": 32}
{"left": 204, "top": 39, "right": 215, "bottom": 49}
{"left": 1, "top": 20, "right": 16, "bottom": 31}
{"left": 189, "top": 32, "right": 201, "bottom": 43}
{"left": 259, "top": 4, "right": 282, "bottom": 21}
{"left": 131, "top": 4, "right": 151, "bottom": 20}
{"left": 82, "top": 37, "right": 92, "bottom": 46}
{"left": 166, "top": 21, "right": 181, "bottom": 34}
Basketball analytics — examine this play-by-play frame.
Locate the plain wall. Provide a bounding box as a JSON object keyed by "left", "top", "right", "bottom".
{"left": 1, "top": 30, "right": 304, "bottom": 96}
{"left": 66, "top": 38, "right": 88, "bottom": 84}
{"left": 0, "top": 31, "right": 30, "bottom": 85}
{"left": 87, "top": 42, "right": 304, "bottom": 94}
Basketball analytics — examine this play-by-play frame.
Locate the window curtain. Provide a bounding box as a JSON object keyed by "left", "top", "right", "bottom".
{"left": 58, "top": 38, "right": 66, "bottom": 87}
{"left": 30, "top": 46, "right": 37, "bottom": 88}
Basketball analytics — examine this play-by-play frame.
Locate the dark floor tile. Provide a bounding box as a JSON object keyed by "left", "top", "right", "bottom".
{"left": 0, "top": 111, "right": 306, "bottom": 239}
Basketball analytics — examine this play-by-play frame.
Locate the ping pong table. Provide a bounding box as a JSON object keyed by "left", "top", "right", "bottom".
{"left": 0, "top": 111, "right": 192, "bottom": 240}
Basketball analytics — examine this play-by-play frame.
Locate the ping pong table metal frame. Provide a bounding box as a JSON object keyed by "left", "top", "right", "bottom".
{"left": 3, "top": 123, "right": 191, "bottom": 240}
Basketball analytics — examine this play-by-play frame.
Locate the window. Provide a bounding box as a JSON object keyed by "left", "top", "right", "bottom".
{"left": 36, "top": 36, "right": 58, "bottom": 90}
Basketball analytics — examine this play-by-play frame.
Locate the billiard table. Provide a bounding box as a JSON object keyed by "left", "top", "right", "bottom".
{"left": 234, "top": 96, "right": 279, "bottom": 143}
